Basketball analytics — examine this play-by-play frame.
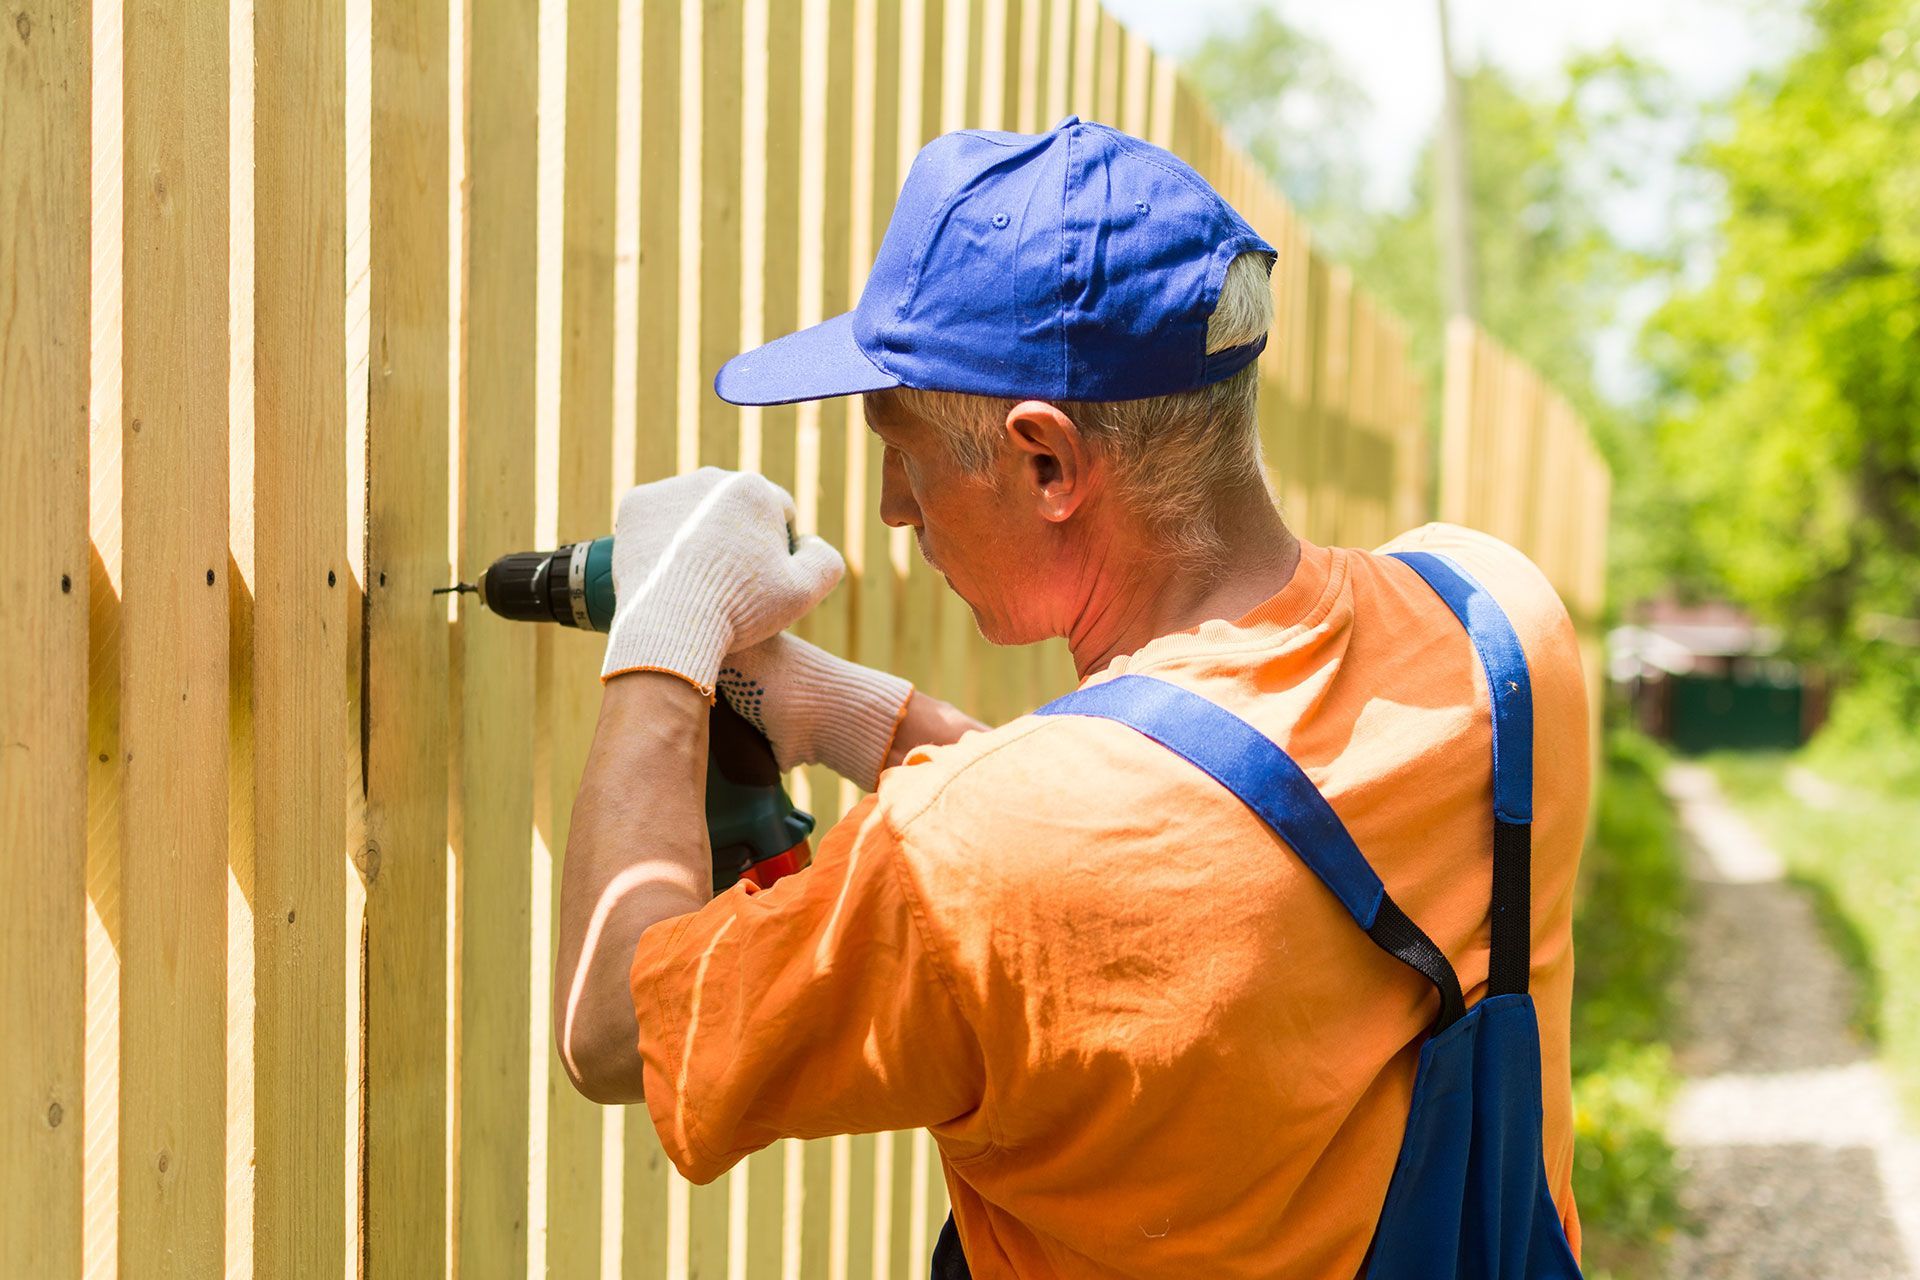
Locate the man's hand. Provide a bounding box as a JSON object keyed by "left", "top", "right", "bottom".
{"left": 600, "top": 467, "right": 844, "bottom": 693}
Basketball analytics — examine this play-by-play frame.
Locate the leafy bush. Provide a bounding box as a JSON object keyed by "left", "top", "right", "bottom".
{"left": 1570, "top": 731, "right": 1689, "bottom": 1273}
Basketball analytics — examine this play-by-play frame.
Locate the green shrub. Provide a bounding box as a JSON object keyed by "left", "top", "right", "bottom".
{"left": 1569, "top": 730, "right": 1689, "bottom": 1272}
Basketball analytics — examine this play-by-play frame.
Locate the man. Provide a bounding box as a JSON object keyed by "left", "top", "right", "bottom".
{"left": 554, "top": 117, "right": 1588, "bottom": 1277}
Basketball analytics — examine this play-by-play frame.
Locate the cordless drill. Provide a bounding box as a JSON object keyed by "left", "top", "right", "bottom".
{"left": 439, "top": 537, "right": 814, "bottom": 893}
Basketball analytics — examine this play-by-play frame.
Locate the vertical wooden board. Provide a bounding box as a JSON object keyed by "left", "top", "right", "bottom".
{"left": 795, "top": 1134, "right": 832, "bottom": 1279}
{"left": 1319, "top": 268, "right": 1354, "bottom": 545}
{"left": 1042, "top": 0, "right": 1067, "bottom": 126}
{"left": 845, "top": 1132, "right": 876, "bottom": 1280}
{"left": 455, "top": 1, "right": 540, "bottom": 1275}
{"left": 364, "top": 0, "right": 451, "bottom": 1271}
{"left": 1277, "top": 221, "right": 1312, "bottom": 523}
{"left": 1094, "top": 9, "right": 1117, "bottom": 124}
{"left": 623, "top": 1120, "right": 670, "bottom": 1280}
{"left": 887, "top": 1125, "right": 914, "bottom": 1279}
{"left": 756, "top": 0, "right": 803, "bottom": 498}
{"left": 636, "top": 0, "right": 682, "bottom": 487}
{"left": 1348, "top": 296, "right": 1379, "bottom": 545}
{"left": 1146, "top": 47, "right": 1174, "bottom": 147}
{"left": 696, "top": 0, "right": 743, "bottom": 471}
{"left": 1, "top": 1, "right": 90, "bottom": 1272}
{"left": 1014, "top": 0, "right": 1042, "bottom": 133}
{"left": 624, "top": 5, "right": 681, "bottom": 1273}
{"left": 119, "top": 0, "right": 229, "bottom": 1272}
{"left": 1118, "top": 26, "right": 1148, "bottom": 138}
{"left": 1290, "top": 252, "right": 1325, "bottom": 538}
{"left": 1437, "top": 316, "right": 1474, "bottom": 525}
{"left": 251, "top": 0, "right": 350, "bottom": 1271}
{"left": 1068, "top": 0, "right": 1095, "bottom": 119}
{"left": 937, "top": 0, "right": 967, "bottom": 131}
{"left": 975, "top": 0, "right": 1006, "bottom": 130}
{"left": 1471, "top": 336, "right": 1500, "bottom": 530}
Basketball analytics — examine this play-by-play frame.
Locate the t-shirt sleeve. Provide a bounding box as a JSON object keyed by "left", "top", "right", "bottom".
{"left": 628, "top": 787, "right": 986, "bottom": 1184}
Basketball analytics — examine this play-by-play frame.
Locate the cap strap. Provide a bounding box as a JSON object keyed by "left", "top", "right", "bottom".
{"left": 1200, "top": 333, "right": 1267, "bottom": 386}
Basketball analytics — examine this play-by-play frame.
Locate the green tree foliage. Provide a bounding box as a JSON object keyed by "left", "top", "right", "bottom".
{"left": 1644, "top": 0, "right": 1920, "bottom": 711}
{"left": 1184, "top": 6, "right": 1662, "bottom": 604}
{"left": 1183, "top": 8, "right": 1372, "bottom": 249}
{"left": 1358, "top": 57, "right": 1661, "bottom": 410}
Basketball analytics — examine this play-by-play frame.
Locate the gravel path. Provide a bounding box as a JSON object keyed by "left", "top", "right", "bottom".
{"left": 1660, "top": 764, "right": 1920, "bottom": 1279}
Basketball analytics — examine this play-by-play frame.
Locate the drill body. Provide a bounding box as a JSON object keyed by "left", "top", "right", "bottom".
{"left": 465, "top": 537, "right": 814, "bottom": 892}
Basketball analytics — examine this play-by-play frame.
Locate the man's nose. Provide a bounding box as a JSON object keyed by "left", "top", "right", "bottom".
{"left": 879, "top": 451, "right": 920, "bottom": 529}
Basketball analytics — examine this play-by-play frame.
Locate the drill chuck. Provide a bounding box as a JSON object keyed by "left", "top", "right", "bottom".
{"left": 474, "top": 537, "right": 618, "bottom": 631}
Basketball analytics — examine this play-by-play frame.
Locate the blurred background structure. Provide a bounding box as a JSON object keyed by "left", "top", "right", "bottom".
{"left": 1, "top": 0, "right": 1912, "bottom": 1277}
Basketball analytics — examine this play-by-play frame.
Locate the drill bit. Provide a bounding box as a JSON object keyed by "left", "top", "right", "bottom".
{"left": 434, "top": 582, "right": 478, "bottom": 596}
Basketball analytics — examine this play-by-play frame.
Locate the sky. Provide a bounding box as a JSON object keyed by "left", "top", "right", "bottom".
{"left": 1101, "top": 0, "right": 1810, "bottom": 398}
{"left": 1104, "top": 0, "right": 1805, "bottom": 210}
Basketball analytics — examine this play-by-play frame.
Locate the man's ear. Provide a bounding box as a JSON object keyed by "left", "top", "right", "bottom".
{"left": 1004, "top": 400, "right": 1092, "bottom": 523}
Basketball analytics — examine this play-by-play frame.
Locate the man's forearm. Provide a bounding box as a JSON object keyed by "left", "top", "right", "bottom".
{"left": 554, "top": 672, "right": 713, "bottom": 1104}
{"left": 884, "top": 689, "right": 989, "bottom": 770}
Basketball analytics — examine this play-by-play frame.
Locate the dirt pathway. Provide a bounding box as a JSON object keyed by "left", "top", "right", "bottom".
{"left": 1660, "top": 763, "right": 1920, "bottom": 1279}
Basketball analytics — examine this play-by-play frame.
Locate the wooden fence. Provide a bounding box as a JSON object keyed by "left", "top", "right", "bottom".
{"left": 1439, "top": 317, "right": 1613, "bottom": 761}
{"left": 1, "top": 0, "right": 1605, "bottom": 1276}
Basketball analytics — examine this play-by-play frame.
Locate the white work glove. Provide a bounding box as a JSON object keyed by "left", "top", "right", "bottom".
{"left": 600, "top": 467, "right": 845, "bottom": 694}
{"left": 717, "top": 633, "right": 914, "bottom": 794}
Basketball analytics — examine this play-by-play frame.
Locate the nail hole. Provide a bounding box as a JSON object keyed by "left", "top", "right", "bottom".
{"left": 327, "top": 569, "right": 336, "bottom": 587}
{"left": 379, "top": 571, "right": 387, "bottom": 587}
{"left": 46, "top": 1102, "right": 62, "bottom": 1129}
{"left": 156, "top": 1150, "right": 169, "bottom": 1174}
{"left": 98, "top": 753, "right": 108, "bottom": 764}
{"left": 206, "top": 568, "right": 215, "bottom": 586}
{"left": 287, "top": 909, "right": 296, "bottom": 924}
{"left": 60, "top": 573, "right": 72, "bottom": 593}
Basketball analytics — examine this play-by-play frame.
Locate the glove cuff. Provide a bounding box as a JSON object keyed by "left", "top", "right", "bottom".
{"left": 719, "top": 634, "right": 914, "bottom": 792}
{"left": 793, "top": 658, "right": 915, "bottom": 793}
{"left": 599, "top": 563, "right": 737, "bottom": 694}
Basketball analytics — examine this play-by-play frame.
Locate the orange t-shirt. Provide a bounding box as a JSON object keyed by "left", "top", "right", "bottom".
{"left": 630, "top": 523, "right": 1589, "bottom": 1278}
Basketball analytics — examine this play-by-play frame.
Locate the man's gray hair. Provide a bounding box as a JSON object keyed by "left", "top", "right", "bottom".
{"left": 883, "top": 250, "right": 1275, "bottom": 570}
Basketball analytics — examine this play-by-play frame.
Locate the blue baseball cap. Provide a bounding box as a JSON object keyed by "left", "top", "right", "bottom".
{"left": 714, "top": 117, "right": 1275, "bottom": 407}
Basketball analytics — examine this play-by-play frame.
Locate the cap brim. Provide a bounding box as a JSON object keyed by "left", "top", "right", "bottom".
{"left": 713, "top": 311, "right": 902, "bottom": 407}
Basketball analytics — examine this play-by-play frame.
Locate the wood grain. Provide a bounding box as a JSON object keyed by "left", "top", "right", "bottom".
{"left": 119, "top": 0, "right": 229, "bottom": 1271}
{"left": 455, "top": 0, "right": 539, "bottom": 1273}
{"left": 1, "top": 2, "right": 90, "bottom": 1273}
{"left": 251, "top": 0, "right": 349, "bottom": 1270}
{"left": 364, "top": 0, "right": 451, "bottom": 1270}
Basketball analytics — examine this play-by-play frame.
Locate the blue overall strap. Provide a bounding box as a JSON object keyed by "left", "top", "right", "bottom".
{"left": 1036, "top": 675, "right": 1467, "bottom": 1031}
{"left": 1386, "top": 551, "right": 1534, "bottom": 998}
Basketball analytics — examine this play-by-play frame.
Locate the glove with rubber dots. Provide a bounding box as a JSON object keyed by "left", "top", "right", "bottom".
{"left": 600, "top": 466, "right": 844, "bottom": 695}
{"left": 716, "top": 633, "right": 915, "bottom": 795}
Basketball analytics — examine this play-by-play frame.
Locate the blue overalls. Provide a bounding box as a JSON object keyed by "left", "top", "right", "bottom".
{"left": 931, "top": 551, "right": 1582, "bottom": 1279}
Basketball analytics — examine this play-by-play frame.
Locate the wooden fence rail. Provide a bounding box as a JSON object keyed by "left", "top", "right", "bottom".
{"left": 1, "top": 0, "right": 1608, "bottom": 1275}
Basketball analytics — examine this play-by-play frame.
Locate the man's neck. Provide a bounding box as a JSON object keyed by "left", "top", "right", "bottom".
{"left": 1063, "top": 492, "right": 1301, "bottom": 681}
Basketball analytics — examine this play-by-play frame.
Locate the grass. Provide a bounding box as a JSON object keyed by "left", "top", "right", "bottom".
{"left": 1569, "top": 729, "right": 1690, "bottom": 1278}
{"left": 1709, "top": 745, "right": 1920, "bottom": 1115}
